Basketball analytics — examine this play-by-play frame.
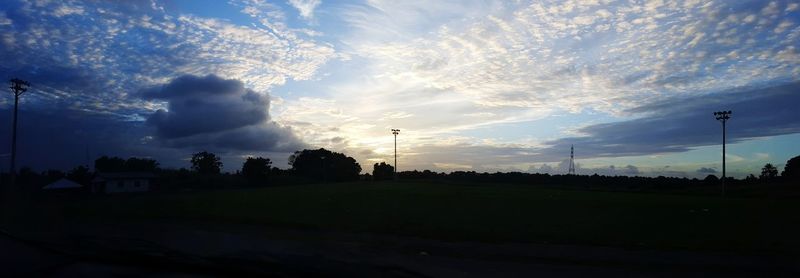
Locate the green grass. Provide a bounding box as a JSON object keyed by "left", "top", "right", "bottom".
{"left": 53, "top": 182, "right": 800, "bottom": 254}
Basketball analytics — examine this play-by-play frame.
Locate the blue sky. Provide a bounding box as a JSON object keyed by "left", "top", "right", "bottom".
{"left": 0, "top": 0, "right": 799, "bottom": 177}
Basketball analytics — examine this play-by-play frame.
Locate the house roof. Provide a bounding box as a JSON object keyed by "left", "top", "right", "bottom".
{"left": 43, "top": 178, "right": 84, "bottom": 189}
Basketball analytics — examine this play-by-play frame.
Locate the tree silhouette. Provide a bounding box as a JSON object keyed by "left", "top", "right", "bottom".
{"left": 67, "top": 165, "right": 92, "bottom": 185}
{"left": 744, "top": 174, "right": 758, "bottom": 183}
{"left": 289, "top": 148, "right": 361, "bottom": 182}
{"left": 703, "top": 174, "right": 719, "bottom": 184}
{"left": 372, "top": 162, "right": 394, "bottom": 181}
{"left": 782, "top": 155, "right": 799, "bottom": 181}
{"left": 760, "top": 163, "right": 778, "bottom": 181}
{"left": 95, "top": 156, "right": 159, "bottom": 172}
{"left": 125, "top": 157, "right": 160, "bottom": 171}
{"left": 242, "top": 157, "right": 272, "bottom": 180}
{"left": 191, "top": 151, "right": 222, "bottom": 174}
{"left": 95, "top": 156, "right": 126, "bottom": 172}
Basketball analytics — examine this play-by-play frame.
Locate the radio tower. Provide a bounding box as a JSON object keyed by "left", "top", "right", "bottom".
{"left": 568, "top": 145, "right": 576, "bottom": 175}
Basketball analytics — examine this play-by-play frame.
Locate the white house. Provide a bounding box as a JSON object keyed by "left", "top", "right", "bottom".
{"left": 91, "top": 172, "right": 155, "bottom": 193}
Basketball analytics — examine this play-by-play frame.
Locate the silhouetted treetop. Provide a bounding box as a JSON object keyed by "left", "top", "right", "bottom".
{"left": 191, "top": 151, "right": 222, "bottom": 174}
{"left": 783, "top": 155, "right": 799, "bottom": 181}
{"left": 67, "top": 165, "right": 92, "bottom": 185}
{"left": 290, "top": 148, "right": 361, "bottom": 182}
{"left": 95, "top": 156, "right": 159, "bottom": 172}
{"left": 95, "top": 156, "right": 126, "bottom": 172}
{"left": 372, "top": 162, "right": 394, "bottom": 181}
{"left": 761, "top": 163, "right": 778, "bottom": 180}
{"left": 242, "top": 156, "right": 272, "bottom": 180}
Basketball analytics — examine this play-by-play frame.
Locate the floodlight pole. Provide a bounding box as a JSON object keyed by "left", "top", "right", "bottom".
{"left": 714, "top": 111, "right": 732, "bottom": 197}
{"left": 8, "top": 78, "right": 30, "bottom": 189}
{"left": 391, "top": 129, "right": 400, "bottom": 180}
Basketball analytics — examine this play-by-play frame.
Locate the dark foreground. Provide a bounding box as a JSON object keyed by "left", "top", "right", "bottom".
{"left": 2, "top": 222, "right": 798, "bottom": 277}
{"left": 1, "top": 181, "right": 799, "bottom": 277}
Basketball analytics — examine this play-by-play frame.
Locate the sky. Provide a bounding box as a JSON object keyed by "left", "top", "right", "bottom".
{"left": 0, "top": 0, "right": 799, "bottom": 178}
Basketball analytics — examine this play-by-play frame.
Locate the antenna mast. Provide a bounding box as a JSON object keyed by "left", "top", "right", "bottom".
{"left": 568, "top": 144, "right": 576, "bottom": 175}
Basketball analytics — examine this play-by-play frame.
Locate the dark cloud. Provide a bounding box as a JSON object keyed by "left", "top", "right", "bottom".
{"left": 330, "top": 137, "right": 345, "bottom": 144}
{"left": 0, "top": 74, "right": 307, "bottom": 171}
{"left": 158, "top": 123, "right": 304, "bottom": 153}
{"left": 697, "top": 167, "right": 717, "bottom": 174}
{"left": 141, "top": 74, "right": 305, "bottom": 152}
{"left": 539, "top": 82, "right": 800, "bottom": 160}
{"left": 0, "top": 104, "right": 303, "bottom": 171}
{"left": 0, "top": 107, "right": 170, "bottom": 171}
{"left": 141, "top": 75, "right": 270, "bottom": 138}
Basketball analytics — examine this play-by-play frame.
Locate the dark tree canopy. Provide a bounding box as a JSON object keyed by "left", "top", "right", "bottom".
{"left": 125, "top": 157, "right": 160, "bottom": 172}
{"left": 95, "top": 156, "right": 126, "bottom": 172}
{"left": 95, "top": 156, "right": 159, "bottom": 172}
{"left": 191, "top": 151, "right": 223, "bottom": 174}
{"left": 242, "top": 157, "right": 272, "bottom": 180}
{"left": 289, "top": 148, "right": 361, "bottom": 182}
{"left": 760, "top": 163, "right": 778, "bottom": 180}
{"left": 783, "top": 155, "right": 799, "bottom": 181}
{"left": 67, "top": 165, "right": 92, "bottom": 185}
{"left": 372, "top": 162, "right": 394, "bottom": 181}
{"left": 703, "top": 174, "right": 719, "bottom": 184}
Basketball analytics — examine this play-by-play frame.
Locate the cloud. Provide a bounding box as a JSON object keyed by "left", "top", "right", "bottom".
{"left": 539, "top": 82, "right": 800, "bottom": 160}
{"left": 288, "top": 0, "right": 800, "bottom": 173}
{"left": 1, "top": 0, "right": 799, "bottom": 175}
{"left": 141, "top": 74, "right": 304, "bottom": 152}
{"left": 338, "top": 0, "right": 799, "bottom": 116}
{"left": 696, "top": 167, "right": 717, "bottom": 174}
{"left": 0, "top": 107, "right": 157, "bottom": 171}
{"left": 288, "top": 0, "right": 321, "bottom": 20}
{"left": 0, "top": 75, "right": 306, "bottom": 171}
{"left": 141, "top": 75, "right": 269, "bottom": 138}
{"left": 0, "top": 1, "right": 327, "bottom": 170}
{"left": 0, "top": 0, "right": 335, "bottom": 111}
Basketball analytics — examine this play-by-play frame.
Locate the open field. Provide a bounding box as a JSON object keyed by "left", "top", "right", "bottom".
{"left": 46, "top": 181, "right": 800, "bottom": 255}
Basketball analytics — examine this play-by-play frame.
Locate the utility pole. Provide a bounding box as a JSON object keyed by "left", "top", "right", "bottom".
{"left": 391, "top": 129, "right": 400, "bottom": 180}
{"left": 8, "top": 78, "right": 30, "bottom": 189}
{"left": 714, "top": 110, "right": 732, "bottom": 197}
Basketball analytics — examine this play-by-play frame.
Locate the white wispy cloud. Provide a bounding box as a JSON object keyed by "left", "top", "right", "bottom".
{"left": 2, "top": 0, "right": 336, "bottom": 106}
{"left": 288, "top": 0, "right": 321, "bottom": 20}
{"left": 273, "top": 0, "right": 800, "bottom": 172}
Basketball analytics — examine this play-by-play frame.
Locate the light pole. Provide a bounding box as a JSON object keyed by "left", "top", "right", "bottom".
{"left": 391, "top": 129, "right": 400, "bottom": 180}
{"left": 714, "top": 110, "right": 732, "bottom": 197}
{"left": 8, "top": 78, "right": 30, "bottom": 189}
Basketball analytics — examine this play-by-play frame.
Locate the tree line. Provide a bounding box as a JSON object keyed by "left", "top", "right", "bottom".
{"left": 4, "top": 148, "right": 799, "bottom": 192}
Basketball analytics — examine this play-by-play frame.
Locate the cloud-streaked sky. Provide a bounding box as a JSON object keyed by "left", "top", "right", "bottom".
{"left": 1, "top": 0, "right": 799, "bottom": 177}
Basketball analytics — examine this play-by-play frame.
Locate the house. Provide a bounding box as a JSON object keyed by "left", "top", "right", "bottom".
{"left": 91, "top": 172, "right": 155, "bottom": 193}
{"left": 42, "top": 178, "right": 84, "bottom": 191}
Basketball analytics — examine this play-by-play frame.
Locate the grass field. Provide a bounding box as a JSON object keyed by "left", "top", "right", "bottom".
{"left": 48, "top": 181, "right": 800, "bottom": 255}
